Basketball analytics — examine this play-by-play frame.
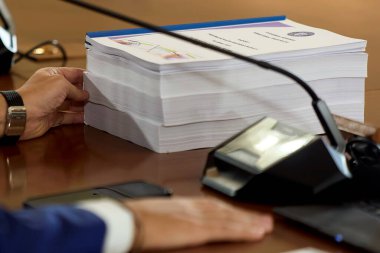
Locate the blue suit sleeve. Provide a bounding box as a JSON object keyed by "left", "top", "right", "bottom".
{"left": 0, "top": 205, "right": 106, "bottom": 253}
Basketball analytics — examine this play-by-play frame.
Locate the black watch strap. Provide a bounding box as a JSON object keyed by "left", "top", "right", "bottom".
{"left": 0, "top": 91, "right": 26, "bottom": 145}
{"left": 1, "top": 91, "right": 24, "bottom": 106}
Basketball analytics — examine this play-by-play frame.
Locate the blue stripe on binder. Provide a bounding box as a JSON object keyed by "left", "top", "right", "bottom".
{"left": 87, "top": 15, "right": 286, "bottom": 38}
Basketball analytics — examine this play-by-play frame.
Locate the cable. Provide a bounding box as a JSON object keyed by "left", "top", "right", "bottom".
{"left": 14, "top": 39, "right": 67, "bottom": 66}
{"left": 346, "top": 136, "right": 380, "bottom": 173}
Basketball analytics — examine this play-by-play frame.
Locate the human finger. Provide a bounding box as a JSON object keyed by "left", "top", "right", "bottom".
{"left": 51, "top": 111, "right": 84, "bottom": 127}
{"left": 200, "top": 212, "right": 273, "bottom": 242}
{"left": 65, "top": 84, "right": 89, "bottom": 102}
{"left": 185, "top": 199, "right": 273, "bottom": 240}
{"left": 58, "top": 100, "right": 86, "bottom": 112}
{"left": 55, "top": 67, "right": 84, "bottom": 85}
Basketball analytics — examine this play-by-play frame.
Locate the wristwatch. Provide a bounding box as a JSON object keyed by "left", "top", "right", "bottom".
{"left": 0, "top": 91, "right": 26, "bottom": 145}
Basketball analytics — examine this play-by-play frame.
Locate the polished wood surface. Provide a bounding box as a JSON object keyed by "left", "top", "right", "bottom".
{"left": 0, "top": 105, "right": 360, "bottom": 253}
{"left": 0, "top": 1, "right": 376, "bottom": 252}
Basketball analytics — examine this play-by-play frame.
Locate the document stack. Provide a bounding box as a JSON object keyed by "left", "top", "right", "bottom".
{"left": 84, "top": 16, "right": 367, "bottom": 153}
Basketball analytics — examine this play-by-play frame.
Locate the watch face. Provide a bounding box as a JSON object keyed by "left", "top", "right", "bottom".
{"left": 5, "top": 106, "right": 26, "bottom": 136}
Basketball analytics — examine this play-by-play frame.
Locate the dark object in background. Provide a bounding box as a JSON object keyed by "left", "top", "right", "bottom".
{"left": 275, "top": 201, "right": 380, "bottom": 253}
{"left": 0, "top": 0, "right": 16, "bottom": 75}
{"left": 24, "top": 181, "right": 172, "bottom": 208}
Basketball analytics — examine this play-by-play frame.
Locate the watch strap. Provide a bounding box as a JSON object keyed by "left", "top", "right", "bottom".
{"left": 0, "top": 90, "right": 25, "bottom": 145}
{"left": 0, "top": 91, "right": 24, "bottom": 106}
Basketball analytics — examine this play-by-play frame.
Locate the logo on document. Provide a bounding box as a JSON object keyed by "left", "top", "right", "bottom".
{"left": 287, "top": 31, "right": 315, "bottom": 37}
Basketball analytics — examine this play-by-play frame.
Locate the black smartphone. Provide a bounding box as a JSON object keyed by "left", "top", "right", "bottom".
{"left": 23, "top": 180, "right": 172, "bottom": 208}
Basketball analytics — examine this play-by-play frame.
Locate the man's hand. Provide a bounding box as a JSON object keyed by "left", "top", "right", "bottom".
{"left": 16, "top": 67, "right": 89, "bottom": 140}
{"left": 125, "top": 197, "right": 273, "bottom": 251}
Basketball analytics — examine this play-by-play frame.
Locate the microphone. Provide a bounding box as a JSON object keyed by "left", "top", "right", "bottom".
{"left": 0, "top": 0, "right": 15, "bottom": 35}
{"left": 62, "top": 0, "right": 353, "bottom": 203}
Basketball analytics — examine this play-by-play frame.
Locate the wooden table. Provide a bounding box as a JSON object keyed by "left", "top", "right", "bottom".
{"left": 1, "top": 1, "right": 377, "bottom": 252}
{"left": 0, "top": 67, "right": 361, "bottom": 253}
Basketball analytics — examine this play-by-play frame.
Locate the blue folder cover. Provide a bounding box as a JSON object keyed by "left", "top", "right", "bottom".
{"left": 87, "top": 15, "right": 286, "bottom": 38}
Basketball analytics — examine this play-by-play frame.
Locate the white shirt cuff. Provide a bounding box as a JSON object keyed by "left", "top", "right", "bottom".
{"left": 77, "top": 198, "right": 135, "bottom": 253}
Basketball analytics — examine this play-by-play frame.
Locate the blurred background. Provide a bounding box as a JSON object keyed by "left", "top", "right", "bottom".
{"left": 5, "top": 0, "right": 380, "bottom": 126}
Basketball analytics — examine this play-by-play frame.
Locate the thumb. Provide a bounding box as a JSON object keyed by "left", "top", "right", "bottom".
{"left": 52, "top": 111, "right": 84, "bottom": 127}
{"left": 65, "top": 83, "right": 89, "bottom": 102}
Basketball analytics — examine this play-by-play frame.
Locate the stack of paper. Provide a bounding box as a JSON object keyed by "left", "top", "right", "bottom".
{"left": 84, "top": 16, "right": 367, "bottom": 153}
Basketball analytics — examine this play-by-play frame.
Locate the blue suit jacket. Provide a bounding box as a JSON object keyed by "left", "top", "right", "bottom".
{"left": 0, "top": 205, "right": 106, "bottom": 253}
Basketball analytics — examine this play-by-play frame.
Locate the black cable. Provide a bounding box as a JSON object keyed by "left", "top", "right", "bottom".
{"left": 14, "top": 39, "right": 67, "bottom": 66}
{"left": 63, "top": 0, "right": 319, "bottom": 101}
{"left": 346, "top": 137, "right": 380, "bottom": 172}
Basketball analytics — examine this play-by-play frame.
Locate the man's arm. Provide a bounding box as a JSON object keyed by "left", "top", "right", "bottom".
{"left": 0, "top": 199, "right": 135, "bottom": 253}
{"left": 0, "top": 203, "right": 106, "bottom": 253}
{"left": 0, "top": 67, "right": 88, "bottom": 142}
